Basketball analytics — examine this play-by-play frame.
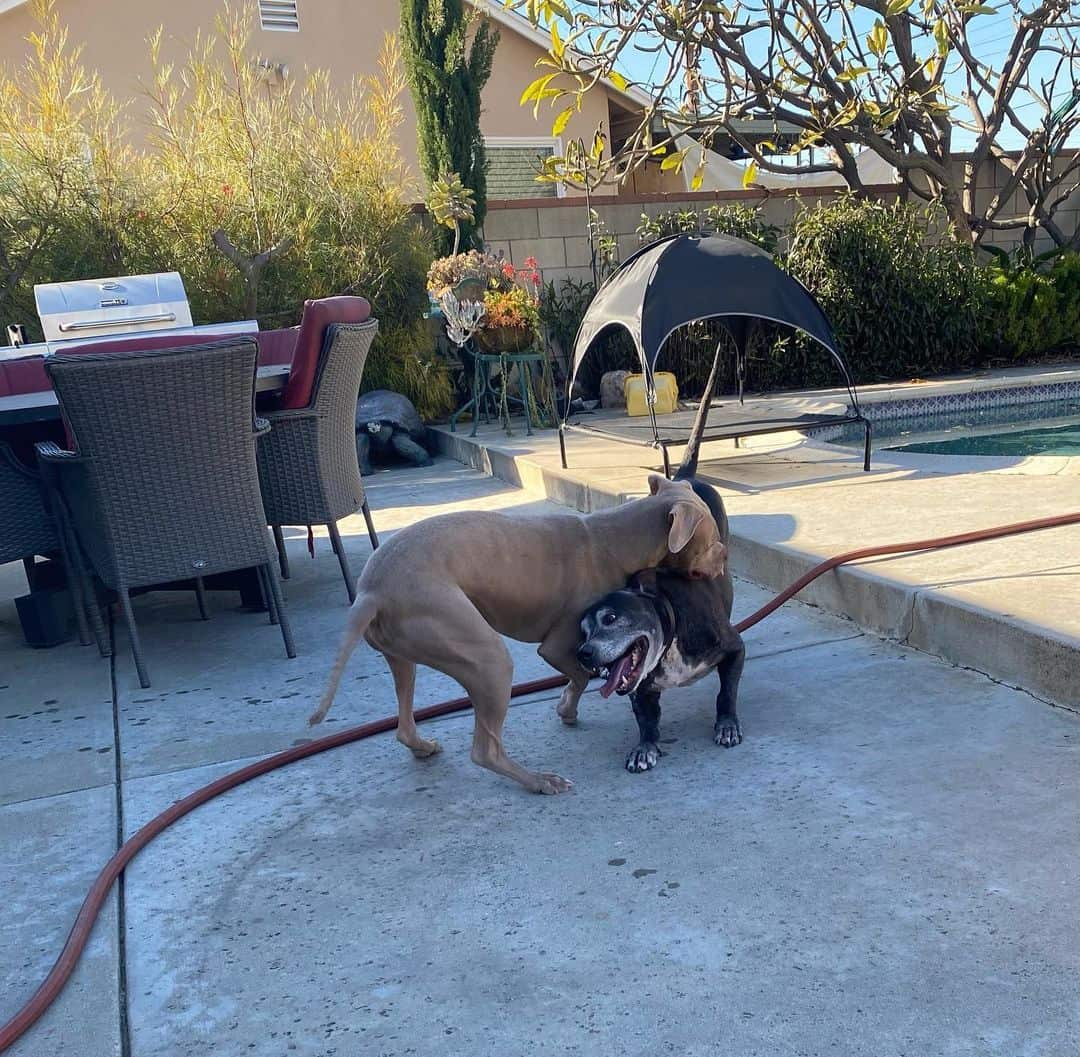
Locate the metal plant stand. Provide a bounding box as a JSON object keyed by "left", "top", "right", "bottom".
{"left": 450, "top": 341, "right": 548, "bottom": 436}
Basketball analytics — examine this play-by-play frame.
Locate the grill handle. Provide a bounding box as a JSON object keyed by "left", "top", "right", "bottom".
{"left": 57, "top": 311, "right": 177, "bottom": 333}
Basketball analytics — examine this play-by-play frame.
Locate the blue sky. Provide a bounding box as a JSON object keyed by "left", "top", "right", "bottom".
{"left": 548, "top": 4, "right": 1078, "bottom": 153}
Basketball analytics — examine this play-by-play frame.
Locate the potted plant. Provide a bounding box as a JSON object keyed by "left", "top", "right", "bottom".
{"left": 475, "top": 257, "right": 542, "bottom": 353}
{"left": 426, "top": 249, "right": 504, "bottom": 302}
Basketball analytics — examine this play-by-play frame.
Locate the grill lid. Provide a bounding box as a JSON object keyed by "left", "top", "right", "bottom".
{"left": 34, "top": 272, "right": 194, "bottom": 345}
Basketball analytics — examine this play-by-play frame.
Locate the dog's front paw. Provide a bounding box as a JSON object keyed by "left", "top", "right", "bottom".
{"left": 713, "top": 717, "right": 742, "bottom": 748}
{"left": 626, "top": 742, "right": 661, "bottom": 772}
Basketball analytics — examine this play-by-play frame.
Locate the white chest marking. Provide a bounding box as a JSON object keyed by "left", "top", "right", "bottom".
{"left": 651, "top": 638, "right": 714, "bottom": 690}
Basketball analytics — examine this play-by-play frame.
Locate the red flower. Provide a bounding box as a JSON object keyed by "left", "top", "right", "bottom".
{"left": 531, "top": 271, "right": 541, "bottom": 284}
{"left": 501, "top": 262, "right": 515, "bottom": 278}
{"left": 222, "top": 184, "right": 233, "bottom": 196}
{"left": 523, "top": 255, "right": 538, "bottom": 269}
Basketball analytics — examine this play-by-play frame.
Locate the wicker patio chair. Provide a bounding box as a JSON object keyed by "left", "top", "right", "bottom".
{"left": 36, "top": 339, "right": 295, "bottom": 688}
{"left": 257, "top": 314, "right": 380, "bottom": 604}
{"left": 0, "top": 441, "right": 102, "bottom": 650}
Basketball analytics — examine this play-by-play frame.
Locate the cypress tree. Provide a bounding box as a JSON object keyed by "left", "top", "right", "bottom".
{"left": 400, "top": 0, "right": 498, "bottom": 255}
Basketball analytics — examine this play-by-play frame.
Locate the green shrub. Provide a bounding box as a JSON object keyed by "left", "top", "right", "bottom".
{"left": 784, "top": 196, "right": 985, "bottom": 383}
{"left": 978, "top": 249, "right": 1080, "bottom": 361}
{"left": 637, "top": 202, "right": 781, "bottom": 253}
{"left": 0, "top": 0, "right": 141, "bottom": 339}
{"left": 362, "top": 321, "right": 454, "bottom": 421}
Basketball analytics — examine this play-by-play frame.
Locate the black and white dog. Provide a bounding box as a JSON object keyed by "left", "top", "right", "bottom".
{"left": 577, "top": 479, "right": 745, "bottom": 772}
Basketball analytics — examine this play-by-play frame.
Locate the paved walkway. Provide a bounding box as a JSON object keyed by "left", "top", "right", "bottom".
{"left": 2, "top": 461, "right": 1078, "bottom": 1056}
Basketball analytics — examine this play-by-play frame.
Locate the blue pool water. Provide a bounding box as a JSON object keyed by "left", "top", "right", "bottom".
{"left": 830, "top": 396, "right": 1080, "bottom": 457}
{"left": 894, "top": 421, "right": 1080, "bottom": 457}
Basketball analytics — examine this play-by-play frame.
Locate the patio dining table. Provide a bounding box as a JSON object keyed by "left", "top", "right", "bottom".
{"left": 1, "top": 331, "right": 298, "bottom": 643}
{"left": 0, "top": 338, "right": 293, "bottom": 428}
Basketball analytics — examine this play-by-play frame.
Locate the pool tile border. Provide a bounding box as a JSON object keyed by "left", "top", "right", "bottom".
{"left": 854, "top": 380, "right": 1080, "bottom": 423}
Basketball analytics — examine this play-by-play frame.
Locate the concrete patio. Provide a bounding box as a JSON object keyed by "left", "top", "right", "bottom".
{"left": 435, "top": 366, "right": 1080, "bottom": 708}
{"left": 2, "top": 459, "right": 1079, "bottom": 1057}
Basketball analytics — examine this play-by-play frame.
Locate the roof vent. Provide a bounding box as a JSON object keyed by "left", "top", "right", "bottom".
{"left": 259, "top": 0, "right": 299, "bottom": 32}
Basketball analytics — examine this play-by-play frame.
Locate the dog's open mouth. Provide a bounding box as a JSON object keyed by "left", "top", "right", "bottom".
{"left": 597, "top": 638, "right": 648, "bottom": 698}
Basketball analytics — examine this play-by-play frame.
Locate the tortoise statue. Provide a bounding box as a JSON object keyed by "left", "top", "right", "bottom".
{"left": 355, "top": 389, "right": 433, "bottom": 476}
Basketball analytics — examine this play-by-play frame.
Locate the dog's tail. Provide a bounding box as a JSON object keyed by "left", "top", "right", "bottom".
{"left": 674, "top": 339, "right": 725, "bottom": 482}
{"left": 309, "top": 591, "right": 378, "bottom": 726}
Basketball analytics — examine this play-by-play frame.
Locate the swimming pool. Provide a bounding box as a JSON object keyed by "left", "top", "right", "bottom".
{"left": 828, "top": 391, "right": 1080, "bottom": 457}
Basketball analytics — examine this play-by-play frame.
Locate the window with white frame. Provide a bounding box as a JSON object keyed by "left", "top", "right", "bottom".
{"left": 258, "top": 0, "right": 299, "bottom": 31}
{"left": 484, "top": 138, "right": 562, "bottom": 200}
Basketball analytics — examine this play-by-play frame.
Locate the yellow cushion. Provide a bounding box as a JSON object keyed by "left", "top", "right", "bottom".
{"left": 624, "top": 372, "right": 679, "bottom": 416}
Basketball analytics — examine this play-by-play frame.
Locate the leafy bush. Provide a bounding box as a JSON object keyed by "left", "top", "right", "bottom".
{"left": 637, "top": 202, "right": 781, "bottom": 253}
{"left": 0, "top": 1, "right": 141, "bottom": 338}
{"left": 1, "top": 4, "right": 443, "bottom": 417}
{"left": 978, "top": 249, "right": 1080, "bottom": 361}
{"left": 784, "top": 196, "right": 985, "bottom": 383}
{"left": 363, "top": 322, "right": 454, "bottom": 420}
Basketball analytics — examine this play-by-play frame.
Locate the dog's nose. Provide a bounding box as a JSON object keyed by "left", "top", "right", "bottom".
{"left": 577, "top": 643, "right": 597, "bottom": 669}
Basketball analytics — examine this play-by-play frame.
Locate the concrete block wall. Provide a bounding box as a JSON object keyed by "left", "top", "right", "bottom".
{"left": 479, "top": 185, "right": 897, "bottom": 290}
{"left": 478, "top": 159, "right": 1080, "bottom": 288}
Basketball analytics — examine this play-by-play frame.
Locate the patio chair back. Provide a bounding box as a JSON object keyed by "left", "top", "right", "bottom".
{"left": 279, "top": 296, "right": 371, "bottom": 410}
{"left": 0, "top": 442, "right": 58, "bottom": 566}
{"left": 44, "top": 339, "right": 274, "bottom": 591}
{"left": 257, "top": 320, "right": 379, "bottom": 601}
{"left": 259, "top": 320, "right": 378, "bottom": 528}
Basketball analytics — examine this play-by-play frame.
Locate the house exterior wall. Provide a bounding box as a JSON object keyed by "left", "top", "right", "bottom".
{"left": 0, "top": 0, "right": 673, "bottom": 200}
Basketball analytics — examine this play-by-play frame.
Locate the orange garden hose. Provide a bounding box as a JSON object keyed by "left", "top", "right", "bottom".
{"left": 2, "top": 509, "right": 1078, "bottom": 1053}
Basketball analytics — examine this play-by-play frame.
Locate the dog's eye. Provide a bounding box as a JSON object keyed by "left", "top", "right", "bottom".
{"left": 602, "top": 611, "right": 617, "bottom": 626}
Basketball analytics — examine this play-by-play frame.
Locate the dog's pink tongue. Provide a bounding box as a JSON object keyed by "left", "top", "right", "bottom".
{"left": 600, "top": 653, "right": 635, "bottom": 699}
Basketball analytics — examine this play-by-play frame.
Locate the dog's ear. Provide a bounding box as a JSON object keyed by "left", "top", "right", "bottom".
{"left": 629, "top": 568, "right": 661, "bottom": 597}
{"left": 648, "top": 473, "right": 666, "bottom": 495}
{"left": 668, "top": 500, "right": 706, "bottom": 553}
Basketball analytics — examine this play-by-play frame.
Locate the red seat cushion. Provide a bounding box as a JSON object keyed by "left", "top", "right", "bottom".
{"left": 2, "top": 358, "right": 50, "bottom": 395}
{"left": 279, "top": 297, "right": 371, "bottom": 410}
{"left": 256, "top": 327, "right": 300, "bottom": 367}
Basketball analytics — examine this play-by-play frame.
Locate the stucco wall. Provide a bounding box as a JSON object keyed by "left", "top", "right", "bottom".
{"left": 0, "top": 0, "right": 664, "bottom": 200}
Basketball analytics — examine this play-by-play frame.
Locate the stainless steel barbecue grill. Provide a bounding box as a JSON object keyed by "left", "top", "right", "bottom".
{"left": 7, "top": 271, "right": 256, "bottom": 356}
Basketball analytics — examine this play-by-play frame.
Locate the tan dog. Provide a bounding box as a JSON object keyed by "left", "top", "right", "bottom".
{"left": 310, "top": 475, "right": 726, "bottom": 794}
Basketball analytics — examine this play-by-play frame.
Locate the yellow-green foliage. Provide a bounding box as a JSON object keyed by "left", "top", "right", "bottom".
{"left": 135, "top": 9, "right": 431, "bottom": 332}
{"left": 363, "top": 322, "right": 454, "bottom": 421}
{"left": 980, "top": 252, "right": 1080, "bottom": 360}
{"left": 1, "top": 2, "right": 442, "bottom": 418}
{"left": 0, "top": 0, "right": 141, "bottom": 333}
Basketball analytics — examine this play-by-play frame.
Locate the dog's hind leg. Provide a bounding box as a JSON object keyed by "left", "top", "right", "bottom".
{"left": 713, "top": 639, "right": 745, "bottom": 748}
{"left": 386, "top": 654, "right": 442, "bottom": 758}
{"left": 378, "top": 591, "right": 573, "bottom": 795}
{"left": 448, "top": 642, "right": 573, "bottom": 794}
{"left": 538, "top": 620, "right": 591, "bottom": 726}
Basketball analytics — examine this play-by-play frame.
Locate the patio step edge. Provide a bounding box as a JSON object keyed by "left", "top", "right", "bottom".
{"left": 430, "top": 426, "right": 1079, "bottom": 711}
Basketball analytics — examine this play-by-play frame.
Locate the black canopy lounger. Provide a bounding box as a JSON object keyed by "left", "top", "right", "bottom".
{"left": 559, "top": 233, "right": 872, "bottom": 477}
